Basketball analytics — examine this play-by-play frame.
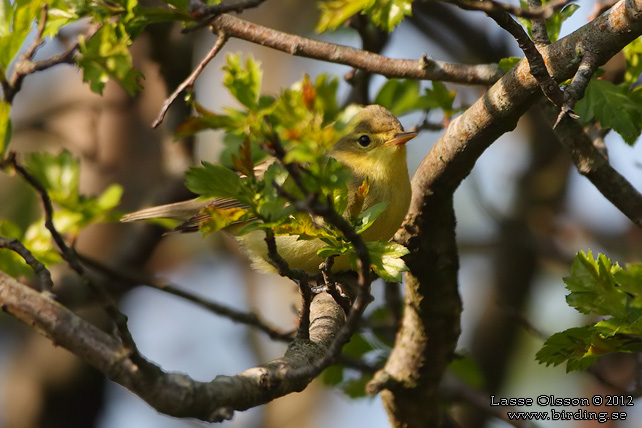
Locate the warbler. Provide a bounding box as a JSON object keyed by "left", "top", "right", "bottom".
{"left": 121, "top": 105, "right": 416, "bottom": 274}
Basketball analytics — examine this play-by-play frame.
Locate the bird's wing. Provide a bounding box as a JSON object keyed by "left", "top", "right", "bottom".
{"left": 174, "top": 198, "right": 252, "bottom": 233}
{"left": 121, "top": 158, "right": 278, "bottom": 232}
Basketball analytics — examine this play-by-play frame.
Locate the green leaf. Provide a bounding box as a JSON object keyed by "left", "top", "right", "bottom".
{"left": 575, "top": 79, "right": 642, "bottom": 145}
{"left": 623, "top": 37, "right": 642, "bottom": 86}
{"left": 537, "top": 251, "right": 642, "bottom": 372}
{"left": 424, "top": 81, "right": 456, "bottom": 113}
{"left": 316, "top": 0, "right": 412, "bottom": 33}
{"left": 317, "top": 244, "right": 350, "bottom": 259}
{"left": 544, "top": 3, "right": 579, "bottom": 43}
{"left": 449, "top": 352, "right": 485, "bottom": 389}
{"left": 362, "top": 241, "right": 409, "bottom": 282}
{"left": 374, "top": 79, "right": 422, "bottom": 116}
{"left": 498, "top": 57, "right": 521, "bottom": 72}
{"left": 321, "top": 365, "right": 344, "bottom": 386}
{"left": 185, "top": 161, "right": 246, "bottom": 201}
{"left": 0, "top": 100, "right": 11, "bottom": 157}
{"left": 199, "top": 207, "right": 252, "bottom": 236}
{"left": 536, "top": 327, "right": 599, "bottom": 372}
{"left": 316, "top": 0, "right": 370, "bottom": 33}
{"left": 0, "top": 0, "right": 12, "bottom": 38}
{"left": 563, "top": 250, "right": 629, "bottom": 318}
{"left": 26, "top": 150, "right": 80, "bottom": 204}
{"left": 341, "top": 375, "right": 372, "bottom": 398}
{"left": 0, "top": 0, "right": 39, "bottom": 71}
{"left": 76, "top": 22, "right": 142, "bottom": 95}
{"left": 354, "top": 202, "right": 387, "bottom": 234}
{"left": 223, "top": 53, "right": 262, "bottom": 110}
{"left": 95, "top": 184, "right": 123, "bottom": 211}
{"left": 24, "top": 151, "right": 123, "bottom": 232}
{"left": 517, "top": 1, "right": 578, "bottom": 43}
{"left": 43, "top": 1, "right": 78, "bottom": 39}
{"left": 367, "top": 0, "right": 413, "bottom": 32}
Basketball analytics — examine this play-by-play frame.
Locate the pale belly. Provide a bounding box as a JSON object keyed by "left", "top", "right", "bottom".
{"left": 234, "top": 186, "right": 410, "bottom": 274}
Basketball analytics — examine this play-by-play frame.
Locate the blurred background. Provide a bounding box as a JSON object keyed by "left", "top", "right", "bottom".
{"left": 2, "top": 1, "right": 642, "bottom": 427}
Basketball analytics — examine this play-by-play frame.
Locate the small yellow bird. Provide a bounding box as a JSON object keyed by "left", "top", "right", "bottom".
{"left": 121, "top": 105, "right": 416, "bottom": 274}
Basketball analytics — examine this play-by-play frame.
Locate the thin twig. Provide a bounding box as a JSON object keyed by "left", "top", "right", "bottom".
{"left": 77, "top": 253, "right": 295, "bottom": 341}
{"left": 6, "top": 15, "right": 100, "bottom": 104}
{"left": 0, "top": 235, "right": 53, "bottom": 292}
{"left": 553, "top": 52, "right": 599, "bottom": 127}
{"left": 152, "top": 30, "right": 229, "bottom": 128}
{"left": 262, "top": 228, "right": 312, "bottom": 340}
{"left": 450, "top": 0, "right": 573, "bottom": 19}
{"left": 320, "top": 256, "right": 352, "bottom": 314}
{"left": 183, "top": 0, "right": 267, "bottom": 33}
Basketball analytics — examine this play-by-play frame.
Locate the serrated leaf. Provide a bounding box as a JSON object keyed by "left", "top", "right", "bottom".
{"left": 185, "top": 162, "right": 246, "bottom": 201}
{"left": 76, "top": 22, "right": 142, "bottom": 95}
{"left": 536, "top": 326, "right": 597, "bottom": 372}
{"left": 43, "top": 2, "right": 78, "bottom": 39}
{"left": 563, "top": 250, "right": 629, "bottom": 318}
{"left": 575, "top": 79, "right": 642, "bottom": 145}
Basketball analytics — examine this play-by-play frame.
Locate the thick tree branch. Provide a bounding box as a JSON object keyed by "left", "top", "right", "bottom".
{"left": 372, "top": 1, "right": 642, "bottom": 426}
{"left": 0, "top": 271, "right": 345, "bottom": 422}
{"left": 208, "top": 14, "right": 504, "bottom": 85}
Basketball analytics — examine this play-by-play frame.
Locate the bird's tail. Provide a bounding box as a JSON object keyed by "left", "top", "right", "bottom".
{"left": 120, "top": 199, "right": 208, "bottom": 223}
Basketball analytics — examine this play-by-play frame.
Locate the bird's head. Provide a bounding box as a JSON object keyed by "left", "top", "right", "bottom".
{"left": 330, "top": 105, "right": 417, "bottom": 180}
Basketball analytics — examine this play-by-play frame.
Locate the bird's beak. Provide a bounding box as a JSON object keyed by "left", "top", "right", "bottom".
{"left": 385, "top": 131, "right": 418, "bottom": 146}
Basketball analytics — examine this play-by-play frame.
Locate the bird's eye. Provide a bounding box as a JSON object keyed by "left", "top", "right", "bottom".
{"left": 357, "top": 135, "right": 371, "bottom": 147}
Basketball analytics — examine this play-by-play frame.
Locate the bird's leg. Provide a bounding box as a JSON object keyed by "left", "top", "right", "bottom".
{"left": 320, "top": 258, "right": 353, "bottom": 315}
{"left": 294, "top": 278, "right": 313, "bottom": 340}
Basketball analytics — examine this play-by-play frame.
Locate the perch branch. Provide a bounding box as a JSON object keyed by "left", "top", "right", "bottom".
{"left": 209, "top": 14, "right": 504, "bottom": 85}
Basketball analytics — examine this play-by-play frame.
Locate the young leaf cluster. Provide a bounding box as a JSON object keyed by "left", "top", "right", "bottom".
{"left": 537, "top": 251, "right": 642, "bottom": 372}
{"left": 316, "top": 0, "right": 413, "bottom": 33}
{"left": 374, "top": 79, "right": 458, "bottom": 120}
{"left": 0, "top": 151, "right": 122, "bottom": 276}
